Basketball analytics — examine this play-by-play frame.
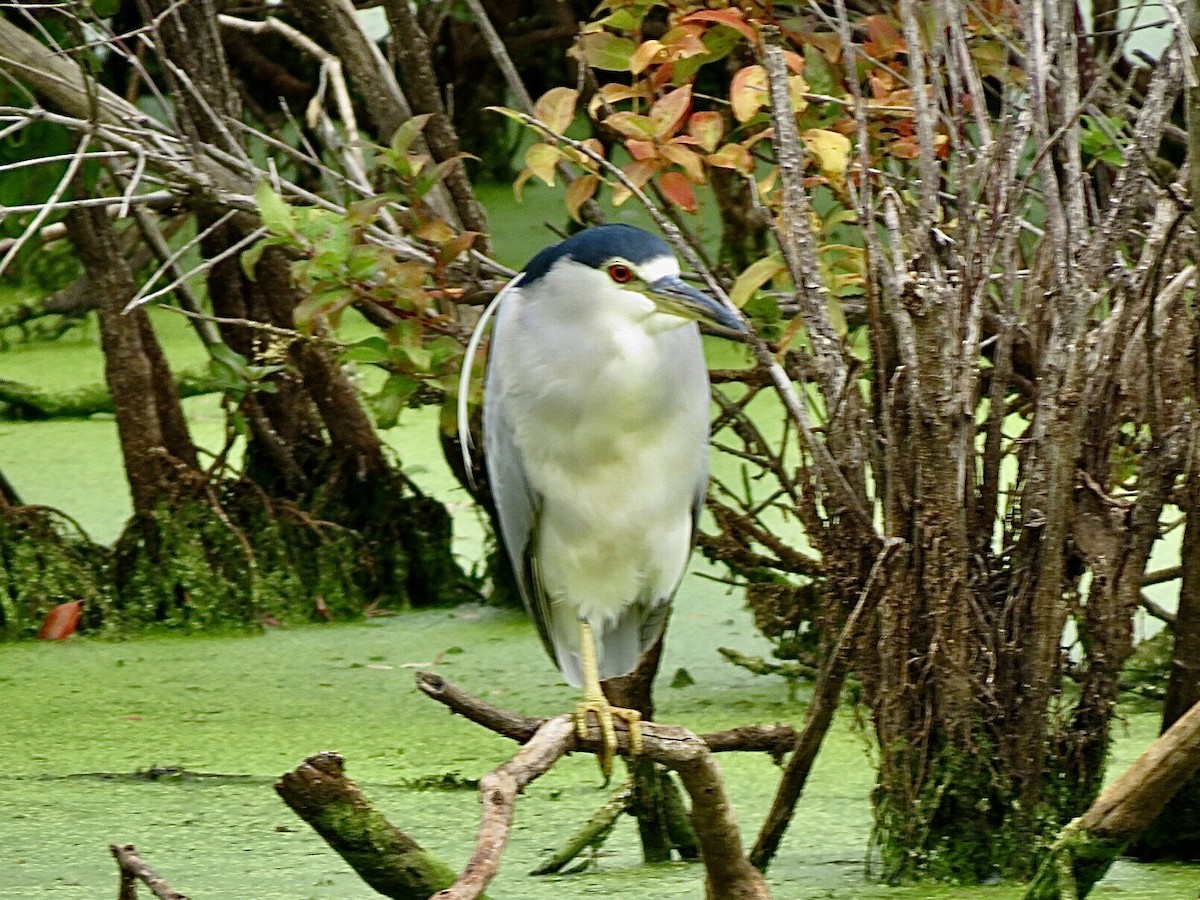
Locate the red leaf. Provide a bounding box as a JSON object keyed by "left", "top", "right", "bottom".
{"left": 37, "top": 601, "right": 82, "bottom": 640}
{"left": 649, "top": 85, "right": 692, "bottom": 140}
{"left": 863, "top": 15, "right": 905, "bottom": 58}
{"left": 658, "top": 171, "right": 698, "bottom": 213}
{"left": 680, "top": 9, "right": 758, "bottom": 42}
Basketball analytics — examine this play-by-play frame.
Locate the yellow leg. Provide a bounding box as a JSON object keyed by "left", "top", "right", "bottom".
{"left": 574, "top": 621, "right": 643, "bottom": 782}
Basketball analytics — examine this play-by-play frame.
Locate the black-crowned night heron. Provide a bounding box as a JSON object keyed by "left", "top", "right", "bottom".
{"left": 459, "top": 223, "right": 746, "bottom": 775}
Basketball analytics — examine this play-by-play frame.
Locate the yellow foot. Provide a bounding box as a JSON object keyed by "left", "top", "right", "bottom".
{"left": 574, "top": 696, "right": 642, "bottom": 782}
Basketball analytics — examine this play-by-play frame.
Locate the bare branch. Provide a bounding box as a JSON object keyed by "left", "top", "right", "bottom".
{"left": 109, "top": 844, "right": 187, "bottom": 900}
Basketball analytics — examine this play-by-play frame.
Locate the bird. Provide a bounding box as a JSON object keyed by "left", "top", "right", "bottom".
{"left": 458, "top": 223, "right": 746, "bottom": 775}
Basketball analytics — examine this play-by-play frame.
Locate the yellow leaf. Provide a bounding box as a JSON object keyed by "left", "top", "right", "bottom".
{"left": 802, "top": 129, "right": 852, "bottom": 180}
{"left": 730, "top": 254, "right": 787, "bottom": 308}
{"left": 613, "top": 159, "right": 659, "bottom": 206}
{"left": 687, "top": 111, "right": 724, "bottom": 153}
{"left": 649, "top": 84, "right": 692, "bottom": 139}
{"left": 605, "top": 111, "right": 659, "bottom": 140}
{"left": 623, "top": 159, "right": 659, "bottom": 189}
{"left": 630, "top": 40, "right": 666, "bottom": 75}
{"left": 706, "top": 143, "right": 753, "bottom": 175}
{"left": 565, "top": 174, "right": 599, "bottom": 224}
{"left": 523, "top": 142, "right": 560, "bottom": 187}
{"left": 789, "top": 74, "right": 810, "bottom": 114}
{"left": 535, "top": 87, "right": 579, "bottom": 134}
{"left": 731, "top": 65, "right": 768, "bottom": 123}
{"left": 513, "top": 167, "right": 533, "bottom": 201}
{"left": 588, "top": 82, "right": 648, "bottom": 117}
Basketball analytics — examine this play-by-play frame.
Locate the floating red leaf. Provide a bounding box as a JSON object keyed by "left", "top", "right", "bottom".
{"left": 37, "top": 601, "right": 82, "bottom": 640}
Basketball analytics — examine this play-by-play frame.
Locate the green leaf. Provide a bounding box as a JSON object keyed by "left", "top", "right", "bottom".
{"left": 255, "top": 181, "right": 295, "bottom": 235}
{"left": 803, "top": 44, "right": 839, "bottom": 97}
{"left": 294, "top": 287, "right": 353, "bottom": 330}
{"left": 346, "top": 195, "right": 394, "bottom": 227}
{"left": 579, "top": 32, "right": 637, "bottom": 71}
{"left": 343, "top": 336, "right": 389, "bottom": 364}
{"left": 240, "top": 237, "right": 272, "bottom": 280}
{"left": 372, "top": 374, "right": 420, "bottom": 429}
{"left": 486, "top": 105, "right": 526, "bottom": 124}
{"left": 401, "top": 343, "right": 433, "bottom": 372}
{"left": 390, "top": 113, "right": 434, "bottom": 156}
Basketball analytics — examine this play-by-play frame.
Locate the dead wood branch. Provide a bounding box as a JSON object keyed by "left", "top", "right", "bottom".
{"left": 433, "top": 715, "right": 575, "bottom": 899}
{"left": 414, "top": 670, "right": 797, "bottom": 755}
{"left": 0, "top": 368, "right": 219, "bottom": 419}
{"left": 1025, "top": 698, "right": 1200, "bottom": 899}
{"left": 109, "top": 843, "right": 187, "bottom": 900}
{"left": 751, "top": 538, "right": 900, "bottom": 868}
{"left": 529, "top": 782, "right": 631, "bottom": 875}
{"left": 276, "top": 751, "right": 459, "bottom": 899}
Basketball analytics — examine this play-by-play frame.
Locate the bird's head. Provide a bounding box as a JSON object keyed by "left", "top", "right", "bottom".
{"left": 521, "top": 224, "right": 747, "bottom": 334}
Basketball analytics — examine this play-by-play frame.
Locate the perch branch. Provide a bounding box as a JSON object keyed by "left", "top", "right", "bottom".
{"left": 415, "top": 670, "right": 797, "bottom": 755}
{"left": 417, "top": 674, "right": 770, "bottom": 899}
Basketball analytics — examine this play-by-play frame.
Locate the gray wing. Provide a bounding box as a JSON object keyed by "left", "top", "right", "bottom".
{"left": 481, "top": 297, "right": 558, "bottom": 665}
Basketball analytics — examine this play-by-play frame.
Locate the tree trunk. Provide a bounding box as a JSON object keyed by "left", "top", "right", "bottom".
{"left": 64, "top": 204, "right": 200, "bottom": 513}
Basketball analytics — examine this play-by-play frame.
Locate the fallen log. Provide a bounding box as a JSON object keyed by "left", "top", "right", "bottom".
{"left": 0, "top": 368, "right": 220, "bottom": 419}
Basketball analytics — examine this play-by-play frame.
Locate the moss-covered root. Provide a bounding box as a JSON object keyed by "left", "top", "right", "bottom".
{"left": 0, "top": 507, "right": 111, "bottom": 639}
{"left": 276, "top": 752, "right": 462, "bottom": 900}
{"left": 1024, "top": 819, "right": 1124, "bottom": 900}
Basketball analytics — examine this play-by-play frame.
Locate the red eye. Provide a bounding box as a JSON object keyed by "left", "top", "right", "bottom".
{"left": 608, "top": 264, "right": 634, "bottom": 284}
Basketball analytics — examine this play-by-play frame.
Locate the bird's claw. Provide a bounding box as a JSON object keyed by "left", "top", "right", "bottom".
{"left": 574, "top": 698, "right": 642, "bottom": 783}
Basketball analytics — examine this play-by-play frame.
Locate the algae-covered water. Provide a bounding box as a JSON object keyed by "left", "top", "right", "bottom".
{"left": 1, "top": 193, "right": 1196, "bottom": 897}
{"left": 2, "top": 602, "right": 1196, "bottom": 899}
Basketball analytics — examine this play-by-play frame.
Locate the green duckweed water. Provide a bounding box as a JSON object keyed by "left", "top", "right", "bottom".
{"left": 1, "top": 602, "right": 1196, "bottom": 898}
